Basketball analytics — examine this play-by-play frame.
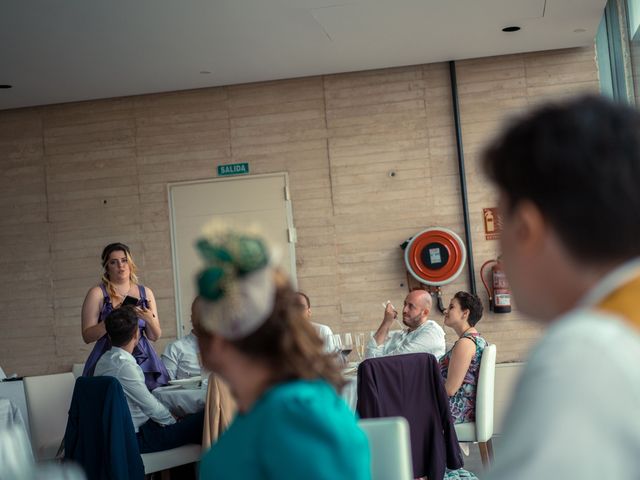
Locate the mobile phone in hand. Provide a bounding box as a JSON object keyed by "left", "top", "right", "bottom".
{"left": 122, "top": 295, "right": 139, "bottom": 307}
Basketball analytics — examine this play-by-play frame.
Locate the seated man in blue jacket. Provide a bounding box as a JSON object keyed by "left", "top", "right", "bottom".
{"left": 95, "top": 306, "right": 204, "bottom": 453}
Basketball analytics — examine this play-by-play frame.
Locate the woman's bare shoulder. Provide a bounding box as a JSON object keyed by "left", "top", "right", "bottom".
{"left": 143, "top": 285, "right": 156, "bottom": 297}
{"left": 85, "top": 285, "right": 105, "bottom": 299}
{"left": 454, "top": 336, "right": 477, "bottom": 352}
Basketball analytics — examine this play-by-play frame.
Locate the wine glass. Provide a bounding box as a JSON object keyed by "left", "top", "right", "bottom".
{"left": 342, "top": 333, "right": 354, "bottom": 362}
{"left": 332, "top": 333, "right": 343, "bottom": 354}
{"left": 355, "top": 333, "right": 366, "bottom": 360}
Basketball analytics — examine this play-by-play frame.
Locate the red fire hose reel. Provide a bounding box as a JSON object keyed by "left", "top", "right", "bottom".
{"left": 404, "top": 227, "right": 467, "bottom": 287}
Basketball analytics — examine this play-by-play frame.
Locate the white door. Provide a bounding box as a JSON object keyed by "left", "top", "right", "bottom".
{"left": 168, "top": 173, "right": 297, "bottom": 336}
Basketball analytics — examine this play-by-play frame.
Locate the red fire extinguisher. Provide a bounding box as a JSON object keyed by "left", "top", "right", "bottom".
{"left": 481, "top": 258, "right": 512, "bottom": 313}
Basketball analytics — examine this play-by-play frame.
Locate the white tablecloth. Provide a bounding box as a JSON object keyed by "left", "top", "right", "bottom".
{"left": 0, "top": 398, "right": 34, "bottom": 480}
{"left": 0, "top": 381, "right": 29, "bottom": 437}
{"left": 153, "top": 385, "right": 206, "bottom": 417}
{"left": 340, "top": 362, "right": 360, "bottom": 412}
{"left": 341, "top": 375, "right": 358, "bottom": 411}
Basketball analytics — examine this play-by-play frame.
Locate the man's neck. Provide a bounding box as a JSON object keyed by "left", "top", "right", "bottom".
{"left": 406, "top": 317, "right": 427, "bottom": 333}
{"left": 114, "top": 338, "right": 137, "bottom": 355}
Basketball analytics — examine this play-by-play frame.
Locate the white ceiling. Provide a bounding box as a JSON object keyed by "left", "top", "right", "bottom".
{"left": 0, "top": 0, "right": 606, "bottom": 111}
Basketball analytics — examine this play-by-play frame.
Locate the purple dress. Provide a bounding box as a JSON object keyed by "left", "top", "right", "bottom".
{"left": 82, "top": 284, "right": 169, "bottom": 391}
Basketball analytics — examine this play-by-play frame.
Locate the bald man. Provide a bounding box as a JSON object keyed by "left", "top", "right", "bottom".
{"left": 365, "top": 289, "right": 445, "bottom": 359}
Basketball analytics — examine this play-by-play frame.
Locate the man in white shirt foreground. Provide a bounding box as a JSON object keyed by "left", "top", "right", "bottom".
{"left": 365, "top": 289, "right": 445, "bottom": 359}
{"left": 162, "top": 297, "right": 205, "bottom": 381}
{"left": 483, "top": 95, "right": 640, "bottom": 479}
{"left": 95, "top": 306, "right": 204, "bottom": 453}
{"left": 296, "top": 291, "right": 336, "bottom": 353}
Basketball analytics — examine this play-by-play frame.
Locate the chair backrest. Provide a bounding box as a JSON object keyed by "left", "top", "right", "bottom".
{"left": 357, "top": 353, "right": 462, "bottom": 479}
{"left": 23, "top": 372, "right": 76, "bottom": 461}
{"left": 358, "top": 417, "right": 413, "bottom": 480}
{"left": 64, "top": 376, "right": 144, "bottom": 479}
{"left": 475, "top": 343, "right": 496, "bottom": 442}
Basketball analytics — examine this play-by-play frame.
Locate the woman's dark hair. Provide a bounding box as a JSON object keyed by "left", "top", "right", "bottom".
{"left": 229, "top": 274, "right": 345, "bottom": 391}
{"left": 104, "top": 306, "right": 138, "bottom": 347}
{"left": 483, "top": 95, "right": 640, "bottom": 264}
{"left": 296, "top": 291, "right": 311, "bottom": 308}
{"left": 454, "top": 291, "right": 483, "bottom": 327}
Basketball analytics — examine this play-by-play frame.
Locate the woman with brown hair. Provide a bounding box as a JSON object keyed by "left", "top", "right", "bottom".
{"left": 81, "top": 242, "right": 169, "bottom": 390}
{"left": 193, "top": 225, "right": 370, "bottom": 479}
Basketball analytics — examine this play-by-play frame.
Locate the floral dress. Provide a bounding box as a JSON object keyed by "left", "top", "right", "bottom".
{"left": 439, "top": 332, "right": 487, "bottom": 424}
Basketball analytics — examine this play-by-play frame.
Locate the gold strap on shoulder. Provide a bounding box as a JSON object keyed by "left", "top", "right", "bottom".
{"left": 597, "top": 275, "right": 640, "bottom": 331}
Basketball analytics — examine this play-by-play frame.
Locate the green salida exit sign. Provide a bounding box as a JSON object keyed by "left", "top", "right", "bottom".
{"left": 217, "top": 162, "right": 249, "bottom": 177}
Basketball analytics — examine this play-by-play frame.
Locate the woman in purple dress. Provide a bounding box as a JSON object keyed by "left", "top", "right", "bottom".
{"left": 81, "top": 242, "right": 169, "bottom": 390}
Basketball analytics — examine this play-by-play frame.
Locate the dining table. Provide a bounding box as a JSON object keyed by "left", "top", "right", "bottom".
{"left": 0, "top": 397, "right": 34, "bottom": 480}
{"left": 152, "top": 383, "right": 207, "bottom": 417}
{"left": 341, "top": 363, "right": 359, "bottom": 412}
{"left": 0, "top": 380, "right": 30, "bottom": 437}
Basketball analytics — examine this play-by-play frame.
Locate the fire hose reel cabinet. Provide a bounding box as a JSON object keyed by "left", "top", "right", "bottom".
{"left": 404, "top": 227, "right": 467, "bottom": 287}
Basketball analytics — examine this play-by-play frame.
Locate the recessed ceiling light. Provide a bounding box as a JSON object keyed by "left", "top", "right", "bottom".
{"left": 200, "top": 71, "right": 211, "bottom": 75}
{"left": 573, "top": 28, "right": 586, "bottom": 33}
{"left": 502, "top": 26, "right": 521, "bottom": 33}
{"left": 0, "top": 85, "right": 12, "bottom": 89}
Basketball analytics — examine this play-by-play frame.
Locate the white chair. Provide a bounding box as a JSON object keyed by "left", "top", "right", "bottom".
{"left": 141, "top": 444, "right": 202, "bottom": 477}
{"left": 23, "top": 372, "right": 76, "bottom": 461}
{"left": 454, "top": 343, "right": 497, "bottom": 466}
{"left": 358, "top": 417, "right": 413, "bottom": 480}
{"left": 71, "top": 363, "right": 85, "bottom": 378}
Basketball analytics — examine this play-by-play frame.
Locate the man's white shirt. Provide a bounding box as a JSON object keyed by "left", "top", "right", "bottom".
{"left": 487, "top": 258, "right": 640, "bottom": 480}
{"left": 161, "top": 332, "right": 202, "bottom": 380}
{"left": 312, "top": 322, "right": 337, "bottom": 353}
{"left": 95, "top": 347, "right": 175, "bottom": 432}
{"left": 365, "top": 320, "right": 446, "bottom": 359}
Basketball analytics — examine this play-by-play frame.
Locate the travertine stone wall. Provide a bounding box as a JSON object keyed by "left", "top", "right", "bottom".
{"left": 0, "top": 47, "right": 599, "bottom": 375}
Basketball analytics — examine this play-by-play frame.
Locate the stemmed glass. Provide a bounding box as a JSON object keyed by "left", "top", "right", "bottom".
{"left": 355, "top": 333, "right": 366, "bottom": 361}
{"left": 332, "top": 333, "right": 343, "bottom": 355}
{"left": 342, "top": 333, "right": 354, "bottom": 361}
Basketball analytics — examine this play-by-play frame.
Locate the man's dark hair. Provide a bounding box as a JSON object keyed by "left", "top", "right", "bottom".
{"left": 296, "top": 291, "right": 310, "bottom": 308}
{"left": 483, "top": 95, "right": 640, "bottom": 264}
{"left": 454, "top": 291, "right": 484, "bottom": 327}
{"left": 105, "top": 306, "right": 138, "bottom": 347}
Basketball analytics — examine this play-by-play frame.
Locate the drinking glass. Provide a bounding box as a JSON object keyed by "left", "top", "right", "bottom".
{"left": 332, "top": 333, "right": 343, "bottom": 354}
{"left": 355, "top": 333, "right": 366, "bottom": 360}
{"left": 342, "top": 333, "right": 354, "bottom": 360}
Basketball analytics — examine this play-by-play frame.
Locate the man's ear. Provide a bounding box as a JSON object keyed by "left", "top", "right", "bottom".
{"left": 512, "top": 200, "right": 547, "bottom": 255}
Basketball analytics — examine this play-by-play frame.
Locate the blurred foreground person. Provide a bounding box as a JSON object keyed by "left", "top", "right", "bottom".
{"left": 484, "top": 95, "right": 640, "bottom": 479}
{"left": 193, "top": 225, "right": 371, "bottom": 480}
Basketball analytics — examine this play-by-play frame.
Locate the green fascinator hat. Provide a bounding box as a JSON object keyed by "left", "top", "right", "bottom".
{"left": 195, "top": 222, "right": 276, "bottom": 339}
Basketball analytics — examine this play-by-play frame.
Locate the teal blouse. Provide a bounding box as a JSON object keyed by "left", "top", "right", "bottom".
{"left": 199, "top": 379, "right": 371, "bottom": 480}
